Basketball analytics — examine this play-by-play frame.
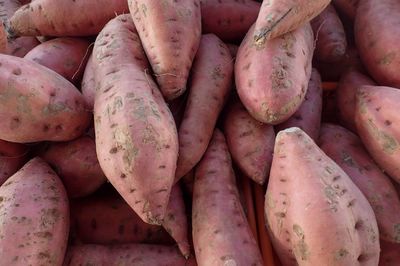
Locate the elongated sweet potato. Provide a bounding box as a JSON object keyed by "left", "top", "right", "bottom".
{"left": 266, "top": 127, "right": 379, "bottom": 265}
{"left": 311, "top": 5, "right": 347, "bottom": 63}
{"left": 0, "top": 158, "right": 69, "bottom": 265}
{"left": 332, "top": 0, "right": 359, "bottom": 19}
{"left": 8, "top": 0, "right": 129, "bottom": 36}
{"left": 355, "top": 85, "right": 400, "bottom": 184}
{"left": 0, "top": 54, "right": 90, "bottom": 143}
{"left": 236, "top": 24, "right": 314, "bottom": 125}
{"left": 0, "top": 139, "right": 27, "bottom": 185}
{"left": 200, "top": 0, "right": 260, "bottom": 42}
{"left": 81, "top": 53, "right": 95, "bottom": 110}
{"left": 24, "top": 37, "right": 91, "bottom": 84}
{"left": 379, "top": 241, "right": 400, "bottom": 266}
{"left": 277, "top": 68, "right": 323, "bottom": 141}
{"left": 129, "top": 0, "right": 201, "bottom": 100}
{"left": 193, "top": 130, "right": 263, "bottom": 266}
{"left": 224, "top": 100, "right": 275, "bottom": 184}
{"left": 63, "top": 244, "right": 197, "bottom": 266}
{"left": 320, "top": 123, "right": 400, "bottom": 243}
{"left": 93, "top": 15, "right": 178, "bottom": 225}
{"left": 175, "top": 34, "right": 233, "bottom": 180}
{"left": 336, "top": 70, "right": 376, "bottom": 132}
{"left": 253, "top": 0, "right": 330, "bottom": 45}
{"left": 355, "top": 0, "right": 400, "bottom": 87}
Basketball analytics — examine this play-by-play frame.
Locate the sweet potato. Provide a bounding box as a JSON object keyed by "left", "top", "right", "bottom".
{"left": 63, "top": 244, "right": 197, "bottom": 266}
{"left": 40, "top": 136, "right": 107, "bottom": 198}
{"left": 320, "top": 123, "right": 400, "bottom": 243}
{"left": 0, "top": 158, "right": 69, "bottom": 265}
{"left": 129, "top": 0, "right": 201, "bottom": 100}
{"left": 93, "top": 15, "right": 178, "bottom": 225}
{"left": 266, "top": 127, "right": 379, "bottom": 265}
{"left": 0, "top": 139, "right": 27, "bottom": 185}
{"left": 355, "top": 0, "right": 400, "bottom": 87}
{"left": 224, "top": 100, "right": 275, "bottom": 184}
{"left": 253, "top": 0, "right": 330, "bottom": 45}
{"left": 81, "top": 53, "right": 95, "bottom": 110}
{"left": 336, "top": 70, "right": 376, "bottom": 132}
{"left": 24, "top": 37, "right": 91, "bottom": 84}
{"left": 70, "top": 194, "right": 173, "bottom": 245}
{"left": 0, "top": 54, "right": 90, "bottom": 143}
{"left": 379, "top": 241, "right": 400, "bottom": 266}
{"left": 235, "top": 24, "right": 314, "bottom": 125}
{"left": 200, "top": 0, "right": 260, "bottom": 42}
{"left": 332, "top": 0, "right": 359, "bottom": 19}
{"left": 277, "top": 68, "right": 323, "bottom": 141}
{"left": 192, "top": 130, "right": 263, "bottom": 266}
{"left": 175, "top": 34, "right": 233, "bottom": 180}
{"left": 8, "top": 0, "right": 129, "bottom": 36}
{"left": 355, "top": 85, "right": 400, "bottom": 184}
{"left": 311, "top": 4, "right": 347, "bottom": 63}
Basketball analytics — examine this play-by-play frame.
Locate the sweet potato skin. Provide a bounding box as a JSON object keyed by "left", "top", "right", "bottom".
{"left": 93, "top": 15, "right": 178, "bottom": 225}
{"left": 129, "top": 0, "right": 201, "bottom": 100}
{"left": 355, "top": 85, "right": 400, "bottom": 184}
{"left": 320, "top": 123, "right": 400, "bottom": 243}
{"left": 0, "top": 54, "right": 90, "bottom": 143}
{"left": 175, "top": 34, "right": 233, "bottom": 180}
{"left": 0, "top": 139, "right": 27, "bottom": 186}
{"left": 81, "top": 53, "right": 95, "bottom": 110}
{"left": 266, "top": 127, "right": 379, "bottom": 265}
{"left": 0, "top": 22, "right": 6, "bottom": 53}
{"left": 192, "top": 130, "right": 263, "bottom": 266}
{"left": 332, "top": 0, "right": 359, "bottom": 19}
{"left": 379, "top": 241, "right": 400, "bottom": 266}
{"left": 0, "top": 158, "right": 69, "bottom": 266}
{"left": 6, "top": 36, "right": 40, "bottom": 57}
{"left": 235, "top": 24, "right": 314, "bottom": 125}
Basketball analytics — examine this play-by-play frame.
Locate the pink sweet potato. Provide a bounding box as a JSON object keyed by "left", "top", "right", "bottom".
{"left": 235, "top": 24, "right": 314, "bottom": 125}
{"left": 277, "top": 68, "right": 323, "bottom": 141}
{"left": 81, "top": 53, "right": 95, "bottom": 110}
{"left": 253, "top": 0, "right": 330, "bottom": 45}
{"left": 355, "top": 85, "right": 400, "bottom": 184}
{"left": 175, "top": 34, "right": 233, "bottom": 180}
{"left": 200, "top": 0, "right": 260, "bottom": 42}
{"left": 93, "top": 15, "right": 178, "bottom": 225}
{"left": 224, "top": 100, "right": 275, "bottom": 184}
{"left": 0, "top": 158, "right": 69, "bottom": 265}
{"left": 355, "top": 0, "right": 400, "bottom": 87}
{"left": 63, "top": 244, "right": 197, "bottom": 266}
{"left": 24, "top": 37, "right": 91, "bottom": 84}
{"left": 311, "top": 4, "right": 347, "bottom": 63}
{"left": 320, "top": 123, "right": 400, "bottom": 243}
{"left": 336, "top": 70, "right": 376, "bottom": 132}
{"left": 40, "top": 136, "right": 107, "bottom": 198}
{"left": 129, "top": 0, "right": 201, "bottom": 100}
{"left": 8, "top": 0, "right": 129, "bottom": 36}
{"left": 332, "top": 0, "right": 359, "bottom": 20}
{"left": 266, "top": 127, "right": 379, "bottom": 265}
{"left": 0, "top": 54, "right": 90, "bottom": 143}
{"left": 192, "top": 130, "right": 263, "bottom": 266}
{"left": 0, "top": 139, "right": 27, "bottom": 185}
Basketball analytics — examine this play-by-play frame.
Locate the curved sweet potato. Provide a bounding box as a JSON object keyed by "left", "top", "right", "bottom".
{"left": 81, "top": 53, "right": 95, "bottom": 110}
{"left": 0, "top": 139, "right": 27, "bottom": 185}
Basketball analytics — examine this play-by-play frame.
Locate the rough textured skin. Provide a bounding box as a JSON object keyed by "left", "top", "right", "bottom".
{"left": 70, "top": 194, "right": 173, "bottom": 245}
{"left": 355, "top": 86, "right": 400, "bottom": 184}
{"left": 192, "top": 130, "right": 263, "bottom": 266}
{"left": 379, "top": 241, "right": 400, "bottom": 266}
{"left": 8, "top": 0, "right": 129, "bottom": 36}
{"left": 253, "top": 0, "right": 330, "bottom": 45}
{"left": 277, "top": 68, "right": 323, "bottom": 141}
{"left": 129, "top": 0, "right": 201, "bottom": 100}
{"left": 224, "top": 100, "right": 275, "bottom": 184}
{"left": 332, "top": 0, "right": 359, "bottom": 19}
{"left": 266, "top": 127, "right": 380, "bottom": 266}
{"left": 0, "top": 54, "right": 90, "bottom": 143}
{"left": 0, "top": 140, "right": 27, "bottom": 186}
{"left": 40, "top": 136, "right": 107, "bottom": 198}
{"left": 355, "top": 0, "right": 400, "bottom": 88}
{"left": 81, "top": 53, "right": 95, "bottom": 110}
{"left": 337, "top": 70, "right": 376, "bottom": 132}
{"left": 235, "top": 24, "right": 314, "bottom": 125}
{"left": 0, "top": 158, "right": 69, "bottom": 265}
{"left": 311, "top": 5, "right": 347, "bottom": 63}
{"left": 24, "top": 37, "right": 91, "bottom": 84}
{"left": 200, "top": 0, "right": 260, "bottom": 42}
{"left": 63, "top": 244, "right": 197, "bottom": 266}
{"left": 93, "top": 15, "right": 178, "bottom": 225}
{"left": 320, "top": 124, "right": 400, "bottom": 243}
{"left": 175, "top": 34, "right": 233, "bottom": 181}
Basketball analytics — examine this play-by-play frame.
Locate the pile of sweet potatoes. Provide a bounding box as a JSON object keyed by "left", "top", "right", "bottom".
{"left": 0, "top": 0, "right": 399, "bottom": 265}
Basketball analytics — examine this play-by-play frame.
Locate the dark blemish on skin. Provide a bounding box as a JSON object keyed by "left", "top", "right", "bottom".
{"left": 120, "top": 174, "right": 126, "bottom": 179}
{"left": 109, "top": 147, "right": 118, "bottom": 154}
